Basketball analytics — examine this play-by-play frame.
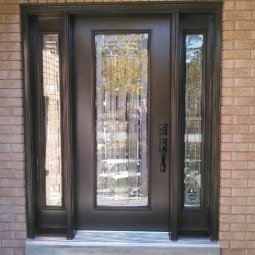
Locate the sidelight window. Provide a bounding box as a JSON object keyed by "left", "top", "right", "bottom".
{"left": 184, "top": 34, "right": 204, "bottom": 209}
{"left": 41, "top": 34, "right": 63, "bottom": 207}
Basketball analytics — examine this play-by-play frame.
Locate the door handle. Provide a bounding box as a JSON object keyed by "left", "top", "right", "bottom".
{"left": 160, "top": 146, "right": 166, "bottom": 172}
{"left": 160, "top": 138, "right": 167, "bottom": 172}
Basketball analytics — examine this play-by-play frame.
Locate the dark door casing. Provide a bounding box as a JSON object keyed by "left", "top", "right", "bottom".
{"left": 22, "top": 2, "right": 222, "bottom": 240}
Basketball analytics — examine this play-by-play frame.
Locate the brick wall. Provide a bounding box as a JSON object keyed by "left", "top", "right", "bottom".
{"left": 0, "top": 0, "right": 254, "bottom": 255}
{"left": 0, "top": 1, "right": 25, "bottom": 255}
{"left": 221, "top": 1, "right": 255, "bottom": 255}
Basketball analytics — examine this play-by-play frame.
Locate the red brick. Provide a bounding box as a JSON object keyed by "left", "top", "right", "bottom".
{"left": 232, "top": 188, "right": 255, "bottom": 197}
{"left": 236, "top": 1, "right": 255, "bottom": 11}
{"left": 220, "top": 222, "right": 231, "bottom": 231}
{"left": 221, "top": 134, "right": 233, "bottom": 143}
{"left": 222, "top": 97, "right": 234, "bottom": 106}
{"left": 247, "top": 197, "right": 255, "bottom": 205}
{"left": 221, "top": 170, "right": 232, "bottom": 179}
{"left": 224, "top": 11, "right": 252, "bottom": 21}
{"left": 223, "top": 50, "right": 251, "bottom": 59}
{"left": 235, "top": 78, "right": 255, "bottom": 87}
{"left": 222, "top": 88, "right": 250, "bottom": 97}
{"left": 4, "top": 179, "right": 24, "bottom": 188}
{"left": 0, "top": 5, "right": 19, "bottom": 14}
{"left": 234, "top": 97, "right": 255, "bottom": 105}
{"left": 223, "top": 21, "right": 235, "bottom": 31}
{"left": 231, "top": 223, "right": 255, "bottom": 232}
{"left": 0, "top": 188, "right": 24, "bottom": 197}
{"left": 221, "top": 179, "right": 247, "bottom": 188}
{"left": 235, "top": 59, "right": 255, "bottom": 68}
{"left": 222, "top": 143, "right": 249, "bottom": 152}
{"left": 246, "top": 232, "right": 255, "bottom": 240}
{"left": 221, "top": 214, "right": 246, "bottom": 223}
{"left": 222, "top": 78, "right": 234, "bottom": 87}
{"left": 221, "top": 161, "right": 247, "bottom": 169}
{"left": 222, "top": 124, "right": 249, "bottom": 134}
{"left": 248, "top": 161, "right": 255, "bottom": 169}
{"left": 5, "top": 15, "right": 19, "bottom": 24}
{"left": 220, "top": 240, "right": 230, "bottom": 249}
{"left": 232, "top": 170, "right": 255, "bottom": 179}
{"left": 0, "top": 197, "right": 25, "bottom": 206}
{"left": 220, "top": 197, "right": 246, "bottom": 206}
{"left": 222, "top": 249, "right": 245, "bottom": 255}
{"left": 223, "top": 68, "right": 251, "bottom": 78}
{"left": 224, "top": 1, "right": 236, "bottom": 11}
{"left": 0, "top": 231, "right": 13, "bottom": 239}
{"left": 232, "top": 152, "right": 255, "bottom": 161}
{"left": 220, "top": 232, "right": 246, "bottom": 240}
{"left": 231, "top": 241, "right": 255, "bottom": 249}
{"left": 236, "top": 21, "right": 255, "bottom": 30}
{"left": 1, "top": 240, "right": 25, "bottom": 248}
{"left": 0, "top": 205, "right": 25, "bottom": 214}
{"left": 233, "top": 116, "right": 255, "bottom": 124}
{"left": 221, "top": 115, "right": 233, "bottom": 124}
{"left": 221, "top": 187, "right": 232, "bottom": 197}
{"left": 235, "top": 40, "right": 255, "bottom": 50}
{"left": 223, "top": 40, "right": 235, "bottom": 50}
{"left": 0, "top": 248, "right": 15, "bottom": 255}
{"left": 223, "top": 31, "right": 252, "bottom": 40}
{"left": 233, "top": 134, "right": 253, "bottom": 143}
{"left": 221, "top": 152, "right": 232, "bottom": 161}
{"left": 14, "top": 231, "right": 26, "bottom": 239}
{"left": 0, "top": 170, "right": 24, "bottom": 179}
{"left": 222, "top": 106, "right": 249, "bottom": 115}
{"left": 246, "top": 251, "right": 255, "bottom": 255}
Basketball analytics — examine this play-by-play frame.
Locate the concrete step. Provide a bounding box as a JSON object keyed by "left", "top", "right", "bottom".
{"left": 26, "top": 231, "right": 220, "bottom": 255}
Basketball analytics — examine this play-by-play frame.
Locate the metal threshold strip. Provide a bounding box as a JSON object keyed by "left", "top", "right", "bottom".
{"left": 26, "top": 231, "right": 220, "bottom": 255}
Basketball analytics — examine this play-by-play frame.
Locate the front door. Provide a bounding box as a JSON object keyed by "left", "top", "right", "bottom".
{"left": 74, "top": 16, "right": 171, "bottom": 231}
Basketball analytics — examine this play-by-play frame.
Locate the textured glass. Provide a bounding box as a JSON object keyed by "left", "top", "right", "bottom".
{"left": 184, "top": 34, "right": 203, "bottom": 208}
{"left": 42, "top": 35, "right": 62, "bottom": 207}
{"left": 95, "top": 34, "right": 149, "bottom": 207}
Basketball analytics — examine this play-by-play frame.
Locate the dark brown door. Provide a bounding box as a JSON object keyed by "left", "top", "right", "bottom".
{"left": 74, "top": 16, "right": 171, "bottom": 231}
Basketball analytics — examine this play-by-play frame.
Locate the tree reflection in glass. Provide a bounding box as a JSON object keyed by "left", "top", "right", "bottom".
{"left": 184, "top": 34, "right": 203, "bottom": 208}
{"left": 95, "top": 34, "right": 149, "bottom": 207}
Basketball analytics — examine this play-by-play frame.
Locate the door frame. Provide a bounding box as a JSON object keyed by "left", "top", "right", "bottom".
{"left": 21, "top": 1, "right": 222, "bottom": 241}
{"left": 74, "top": 16, "right": 172, "bottom": 230}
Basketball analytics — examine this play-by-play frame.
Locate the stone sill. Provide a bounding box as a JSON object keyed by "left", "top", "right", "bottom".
{"left": 26, "top": 231, "right": 220, "bottom": 255}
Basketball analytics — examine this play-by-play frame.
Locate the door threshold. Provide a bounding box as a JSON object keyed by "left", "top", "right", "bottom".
{"left": 26, "top": 231, "right": 220, "bottom": 255}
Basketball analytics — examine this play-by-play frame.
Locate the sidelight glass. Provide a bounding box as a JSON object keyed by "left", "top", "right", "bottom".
{"left": 95, "top": 33, "right": 149, "bottom": 207}
{"left": 184, "top": 34, "right": 203, "bottom": 208}
{"left": 42, "top": 34, "right": 62, "bottom": 207}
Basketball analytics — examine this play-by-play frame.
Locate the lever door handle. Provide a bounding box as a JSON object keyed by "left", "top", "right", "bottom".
{"left": 160, "top": 146, "right": 166, "bottom": 172}
{"left": 159, "top": 138, "right": 167, "bottom": 172}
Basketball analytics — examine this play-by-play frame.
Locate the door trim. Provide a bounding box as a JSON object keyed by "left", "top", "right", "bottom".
{"left": 21, "top": 1, "right": 222, "bottom": 241}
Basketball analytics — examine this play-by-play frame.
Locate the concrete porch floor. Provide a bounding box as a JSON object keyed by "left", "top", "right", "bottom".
{"left": 25, "top": 231, "right": 220, "bottom": 255}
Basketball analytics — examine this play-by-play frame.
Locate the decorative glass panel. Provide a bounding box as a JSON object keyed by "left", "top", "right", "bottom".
{"left": 95, "top": 33, "right": 149, "bottom": 207}
{"left": 42, "top": 34, "right": 62, "bottom": 207}
{"left": 184, "top": 34, "right": 203, "bottom": 208}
